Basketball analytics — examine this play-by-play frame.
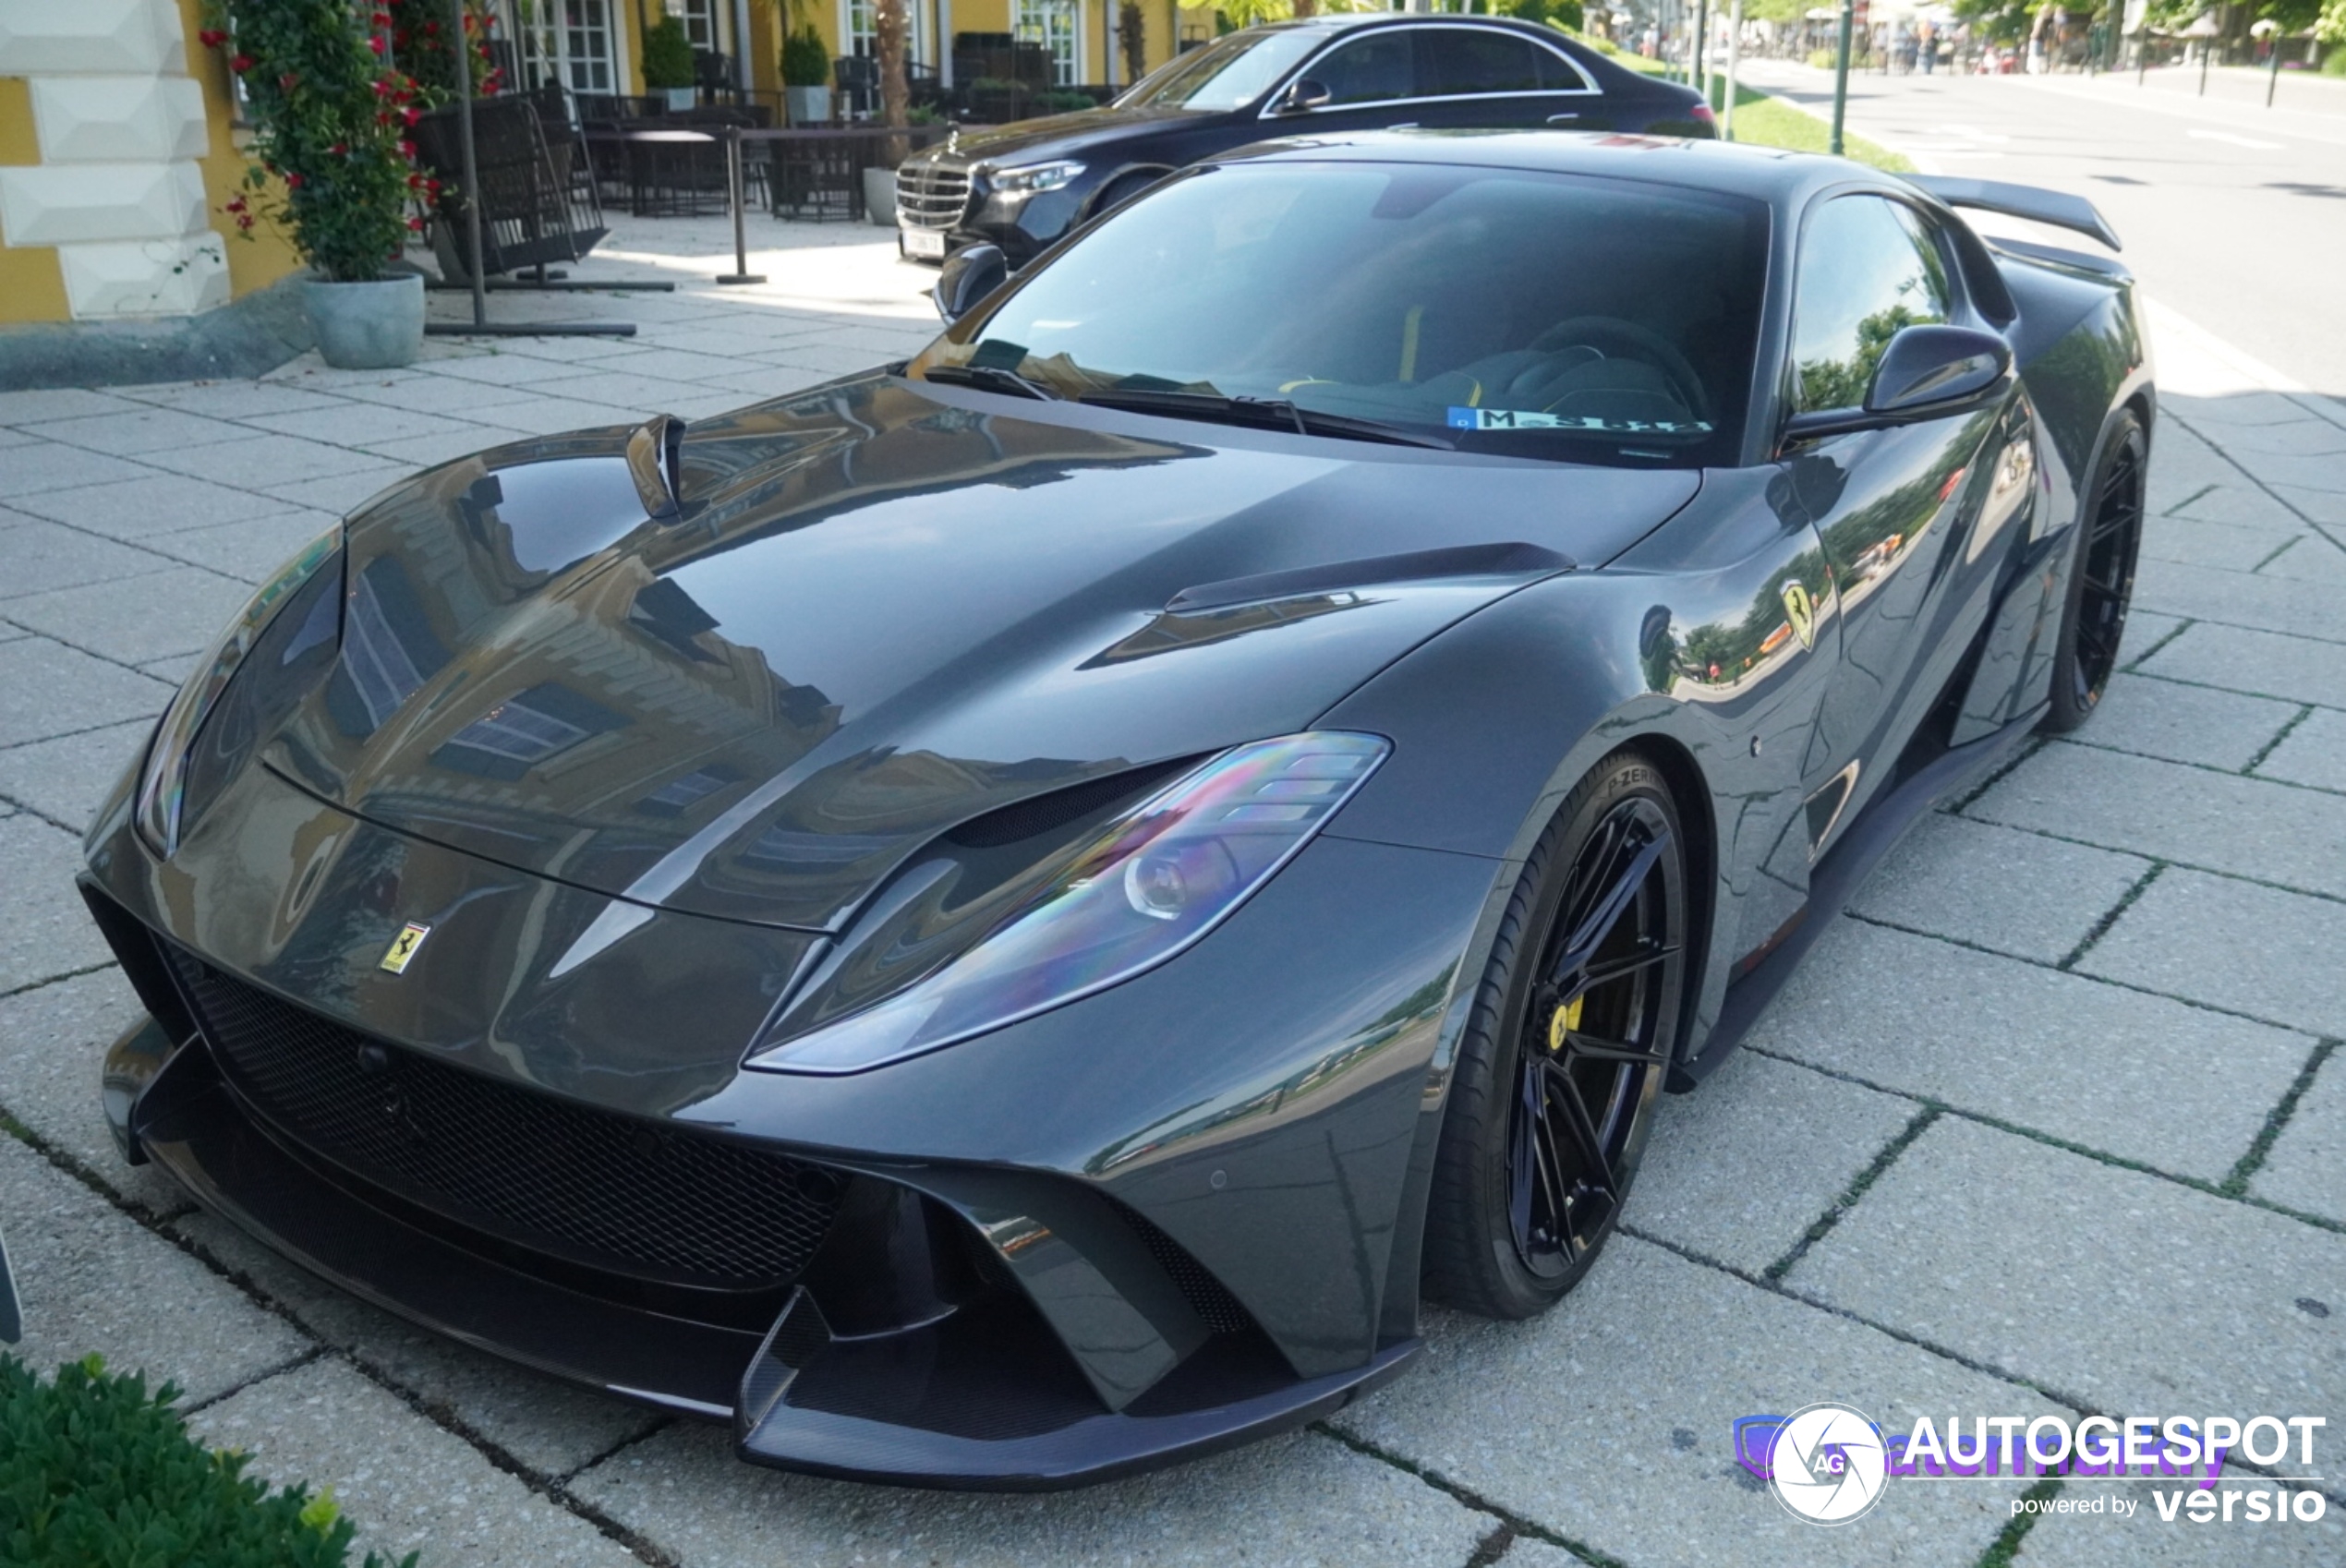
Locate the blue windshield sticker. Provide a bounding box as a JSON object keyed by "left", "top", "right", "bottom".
{"left": 1446, "top": 407, "right": 1712, "bottom": 434}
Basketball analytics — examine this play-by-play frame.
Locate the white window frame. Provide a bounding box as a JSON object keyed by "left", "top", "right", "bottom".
{"left": 1014, "top": 0, "right": 1082, "bottom": 87}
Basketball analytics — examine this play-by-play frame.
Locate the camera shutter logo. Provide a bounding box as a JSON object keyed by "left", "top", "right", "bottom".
{"left": 1769, "top": 1403, "right": 1889, "bottom": 1526}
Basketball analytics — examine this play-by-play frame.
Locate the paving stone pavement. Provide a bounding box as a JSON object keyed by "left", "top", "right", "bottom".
{"left": 0, "top": 219, "right": 2340, "bottom": 1566}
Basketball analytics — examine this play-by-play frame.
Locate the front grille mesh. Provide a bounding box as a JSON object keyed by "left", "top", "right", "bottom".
{"left": 165, "top": 947, "right": 843, "bottom": 1289}
{"left": 1123, "top": 1206, "right": 1256, "bottom": 1335}
{"left": 896, "top": 154, "right": 972, "bottom": 231}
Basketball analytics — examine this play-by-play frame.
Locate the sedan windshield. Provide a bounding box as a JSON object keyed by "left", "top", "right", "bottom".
{"left": 910, "top": 160, "right": 1771, "bottom": 468}
{"left": 1114, "top": 30, "right": 1324, "bottom": 111}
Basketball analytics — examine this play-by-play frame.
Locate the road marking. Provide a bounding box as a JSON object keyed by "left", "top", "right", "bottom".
{"left": 2188, "top": 128, "right": 2286, "bottom": 151}
{"left": 1935, "top": 123, "right": 2013, "bottom": 143}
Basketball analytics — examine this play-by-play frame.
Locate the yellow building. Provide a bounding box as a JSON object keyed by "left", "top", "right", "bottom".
{"left": 519, "top": 1, "right": 1208, "bottom": 103}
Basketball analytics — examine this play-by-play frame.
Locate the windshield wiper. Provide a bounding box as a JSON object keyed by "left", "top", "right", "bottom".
{"left": 921, "top": 364, "right": 1060, "bottom": 401}
{"left": 1078, "top": 388, "right": 1454, "bottom": 450}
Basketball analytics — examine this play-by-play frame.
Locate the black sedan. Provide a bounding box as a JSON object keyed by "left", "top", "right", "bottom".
{"left": 896, "top": 16, "right": 1713, "bottom": 265}
{"left": 86, "top": 133, "right": 2148, "bottom": 1490}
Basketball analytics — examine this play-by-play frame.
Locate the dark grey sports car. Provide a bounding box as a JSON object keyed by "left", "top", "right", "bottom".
{"left": 82, "top": 133, "right": 2149, "bottom": 1490}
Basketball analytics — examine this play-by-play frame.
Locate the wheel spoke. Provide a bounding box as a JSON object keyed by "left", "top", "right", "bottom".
{"left": 1540, "top": 1056, "right": 1616, "bottom": 1195}
{"left": 1574, "top": 942, "right": 1682, "bottom": 991}
{"left": 1565, "top": 1032, "right": 1671, "bottom": 1067}
{"left": 1550, "top": 826, "right": 1672, "bottom": 986}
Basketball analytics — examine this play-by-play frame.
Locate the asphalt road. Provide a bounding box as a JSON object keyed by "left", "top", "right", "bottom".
{"left": 1738, "top": 59, "right": 2346, "bottom": 395}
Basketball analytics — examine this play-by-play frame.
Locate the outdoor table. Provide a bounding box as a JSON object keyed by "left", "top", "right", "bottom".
{"left": 586, "top": 128, "right": 727, "bottom": 219}
{"left": 734, "top": 125, "right": 955, "bottom": 223}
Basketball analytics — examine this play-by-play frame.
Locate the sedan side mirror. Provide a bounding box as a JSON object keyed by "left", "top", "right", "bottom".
{"left": 1866, "top": 324, "right": 2011, "bottom": 416}
{"left": 1272, "top": 78, "right": 1331, "bottom": 115}
{"left": 932, "top": 243, "right": 1008, "bottom": 324}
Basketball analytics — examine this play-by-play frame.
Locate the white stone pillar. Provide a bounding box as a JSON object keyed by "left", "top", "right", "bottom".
{"left": 0, "top": 0, "right": 228, "bottom": 320}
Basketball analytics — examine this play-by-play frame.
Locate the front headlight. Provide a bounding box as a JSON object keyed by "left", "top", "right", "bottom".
{"left": 746, "top": 731, "right": 1388, "bottom": 1074}
{"left": 135, "top": 529, "right": 342, "bottom": 857}
{"left": 987, "top": 159, "right": 1085, "bottom": 195}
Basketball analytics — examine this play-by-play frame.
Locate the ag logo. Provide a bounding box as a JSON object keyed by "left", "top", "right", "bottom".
{"left": 1780, "top": 580, "right": 1817, "bottom": 652}
{"left": 1768, "top": 1403, "right": 1887, "bottom": 1526}
{"left": 380, "top": 922, "right": 431, "bottom": 975}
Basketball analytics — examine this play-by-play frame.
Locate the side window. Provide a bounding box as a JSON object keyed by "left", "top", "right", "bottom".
{"left": 1790, "top": 196, "right": 1953, "bottom": 413}
{"left": 1422, "top": 29, "right": 1547, "bottom": 95}
{"left": 1308, "top": 32, "right": 1417, "bottom": 106}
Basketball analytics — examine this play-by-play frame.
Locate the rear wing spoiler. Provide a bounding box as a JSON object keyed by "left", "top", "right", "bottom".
{"left": 1905, "top": 176, "right": 2122, "bottom": 252}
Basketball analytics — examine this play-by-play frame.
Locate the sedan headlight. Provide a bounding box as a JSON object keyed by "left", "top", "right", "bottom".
{"left": 987, "top": 160, "right": 1085, "bottom": 195}
{"left": 747, "top": 731, "right": 1388, "bottom": 1074}
{"left": 135, "top": 529, "right": 342, "bottom": 857}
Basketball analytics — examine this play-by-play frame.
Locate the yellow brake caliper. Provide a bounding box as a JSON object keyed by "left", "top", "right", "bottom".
{"left": 1548, "top": 995, "right": 1584, "bottom": 1055}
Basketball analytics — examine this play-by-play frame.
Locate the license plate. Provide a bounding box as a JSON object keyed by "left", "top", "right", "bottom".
{"left": 902, "top": 227, "right": 946, "bottom": 260}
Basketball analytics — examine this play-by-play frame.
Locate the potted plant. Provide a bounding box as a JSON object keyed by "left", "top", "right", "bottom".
{"left": 639, "top": 9, "right": 697, "bottom": 111}
{"left": 781, "top": 23, "right": 833, "bottom": 125}
{"left": 198, "top": 1, "right": 430, "bottom": 369}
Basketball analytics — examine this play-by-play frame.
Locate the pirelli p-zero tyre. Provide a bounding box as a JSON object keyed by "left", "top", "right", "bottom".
{"left": 2041, "top": 410, "right": 2147, "bottom": 733}
{"left": 1422, "top": 748, "right": 1690, "bottom": 1320}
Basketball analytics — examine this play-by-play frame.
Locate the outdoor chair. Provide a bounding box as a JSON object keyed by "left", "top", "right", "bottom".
{"left": 413, "top": 94, "right": 611, "bottom": 287}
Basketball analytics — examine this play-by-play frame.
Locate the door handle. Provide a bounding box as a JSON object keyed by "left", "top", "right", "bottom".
{"left": 1546, "top": 113, "right": 1581, "bottom": 124}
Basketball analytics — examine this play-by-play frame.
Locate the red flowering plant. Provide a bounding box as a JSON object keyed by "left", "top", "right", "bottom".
{"left": 384, "top": 0, "right": 502, "bottom": 102}
{"left": 197, "top": 1, "right": 426, "bottom": 281}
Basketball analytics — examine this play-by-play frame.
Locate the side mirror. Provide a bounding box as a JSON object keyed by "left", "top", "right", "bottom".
{"left": 1783, "top": 324, "right": 2011, "bottom": 444}
{"left": 1866, "top": 324, "right": 2011, "bottom": 416}
{"left": 932, "top": 243, "right": 1008, "bottom": 324}
{"left": 1272, "top": 78, "right": 1331, "bottom": 115}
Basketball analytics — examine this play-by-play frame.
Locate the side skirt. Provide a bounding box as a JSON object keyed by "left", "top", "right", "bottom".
{"left": 1672, "top": 704, "right": 2043, "bottom": 1086}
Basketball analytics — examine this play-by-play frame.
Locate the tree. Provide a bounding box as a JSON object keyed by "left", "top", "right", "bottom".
{"left": 877, "top": 0, "right": 908, "bottom": 165}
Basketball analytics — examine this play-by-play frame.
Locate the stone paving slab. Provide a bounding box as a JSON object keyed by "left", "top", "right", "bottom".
{"left": 2013, "top": 1477, "right": 2345, "bottom": 1567}
{"left": 189, "top": 1357, "right": 644, "bottom": 1568}
{"left": 0, "top": 814, "right": 122, "bottom": 995}
{"left": 0, "top": 515, "right": 179, "bottom": 600}
{"left": 2135, "top": 558, "right": 2346, "bottom": 644}
{"left": 3, "top": 564, "right": 254, "bottom": 668}
{"left": 2256, "top": 708, "right": 2346, "bottom": 791}
{"left": 1966, "top": 742, "right": 2346, "bottom": 900}
{"left": 2139, "top": 515, "right": 2301, "bottom": 573}
{"left": 1784, "top": 1117, "right": 2346, "bottom": 1421}
{"left": 2136, "top": 622, "right": 2346, "bottom": 710}
{"left": 1846, "top": 812, "right": 2149, "bottom": 965}
{"left": 0, "top": 634, "right": 168, "bottom": 746}
{"left": 141, "top": 510, "right": 341, "bottom": 585}
{"left": 1628, "top": 1048, "right": 1917, "bottom": 1275}
{"left": 172, "top": 1213, "right": 660, "bottom": 1480}
{"left": 0, "top": 1134, "right": 309, "bottom": 1405}
{"left": 1747, "top": 918, "right": 2309, "bottom": 1183}
{"left": 2078, "top": 869, "right": 2346, "bottom": 1039}
{"left": 21, "top": 405, "right": 254, "bottom": 459}
{"left": 570, "top": 1423, "right": 1493, "bottom": 1568}
{"left": 0, "top": 440, "right": 160, "bottom": 496}
{"left": 1331, "top": 1238, "right": 2033, "bottom": 1567}
{"left": 2070, "top": 672, "right": 2298, "bottom": 771}
{"left": 6, "top": 472, "right": 314, "bottom": 538}
{"left": 2251, "top": 1051, "right": 2346, "bottom": 1227}
{"left": 0, "top": 968, "right": 185, "bottom": 1215}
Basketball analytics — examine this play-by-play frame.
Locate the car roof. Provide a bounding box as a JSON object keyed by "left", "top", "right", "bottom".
{"left": 1212, "top": 127, "right": 1898, "bottom": 211}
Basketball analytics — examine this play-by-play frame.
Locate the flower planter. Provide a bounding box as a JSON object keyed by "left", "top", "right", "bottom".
{"left": 301, "top": 273, "right": 424, "bottom": 370}
{"left": 663, "top": 86, "right": 696, "bottom": 112}
{"left": 863, "top": 166, "right": 898, "bottom": 227}
{"left": 786, "top": 85, "right": 833, "bottom": 126}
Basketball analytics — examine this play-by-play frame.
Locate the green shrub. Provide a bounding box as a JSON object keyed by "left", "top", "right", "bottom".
{"left": 2324, "top": 49, "right": 2346, "bottom": 77}
{"left": 780, "top": 24, "right": 830, "bottom": 88}
{"left": 640, "top": 15, "right": 695, "bottom": 90}
{"left": 0, "top": 1354, "right": 417, "bottom": 1568}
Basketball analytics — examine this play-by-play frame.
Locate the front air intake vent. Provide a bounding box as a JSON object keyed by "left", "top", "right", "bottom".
{"left": 163, "top": 946, "right": 844, "bottom": 1290}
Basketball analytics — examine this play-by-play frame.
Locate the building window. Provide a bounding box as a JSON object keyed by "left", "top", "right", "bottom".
{"left": 840, "top": 0, "right": 931, "bottom": 66}
{"left": 1016, "top": 0, "right": 1079, "bottom": 85}
{"left": 562, "top": 0, "right": 617, "bottom": 93}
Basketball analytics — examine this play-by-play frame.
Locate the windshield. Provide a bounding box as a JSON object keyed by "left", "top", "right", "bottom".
{"left": 910, "top": 161, "right": 1771, "bottom": 468}
{"left": 1115, "top": 29, "right": 1323, "bottom": 111}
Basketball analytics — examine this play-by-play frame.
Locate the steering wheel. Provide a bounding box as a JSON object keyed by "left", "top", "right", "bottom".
{"left": 1529, "top": 316, "right": 1711, "bottom": 423}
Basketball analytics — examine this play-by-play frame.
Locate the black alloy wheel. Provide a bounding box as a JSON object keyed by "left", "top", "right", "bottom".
{"left": 1423, "top": 749, "right": 1689, "bottom": 1318}
{"left": 2043, "top": 411, "right": 2147, "bottom": 732}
